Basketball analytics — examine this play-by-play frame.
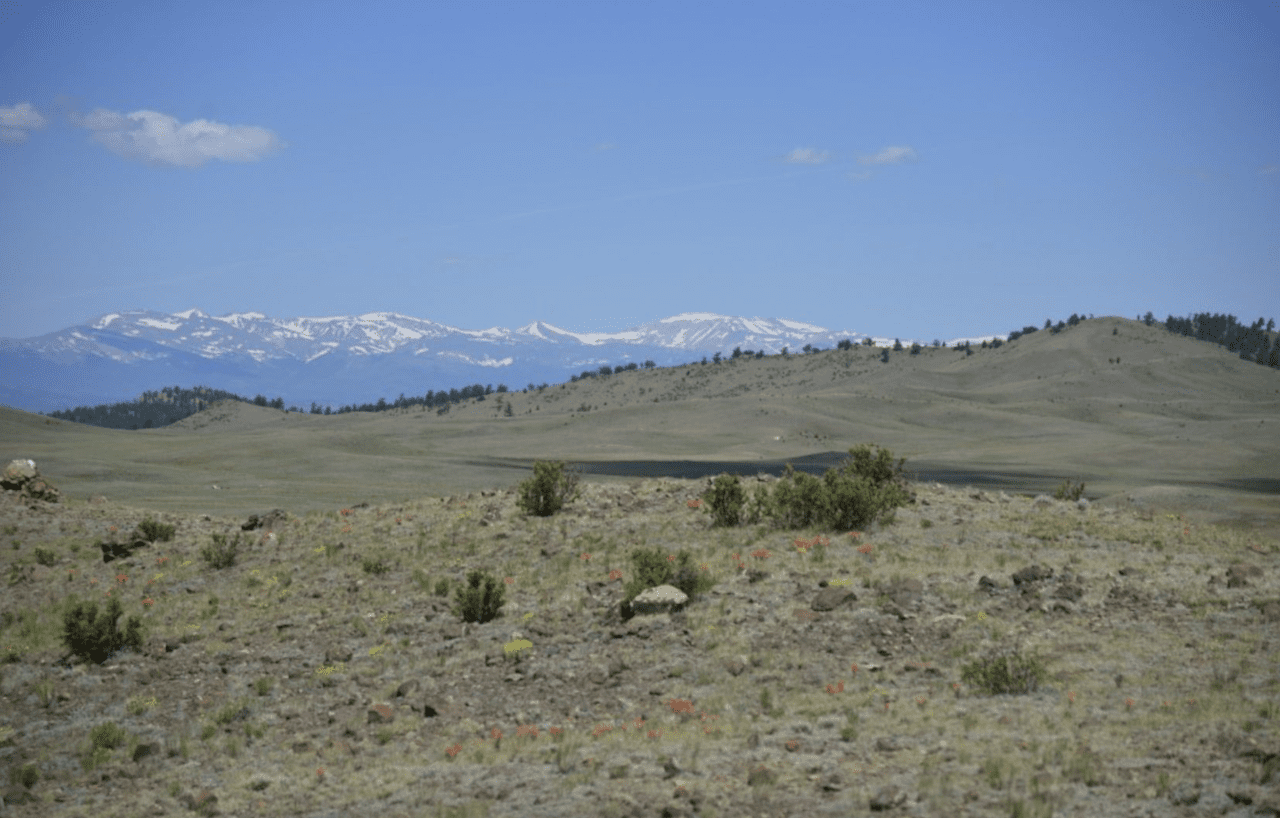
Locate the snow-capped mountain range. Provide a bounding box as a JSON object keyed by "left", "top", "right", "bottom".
{"left": 0, "top": 309, "right": 989, "bottom": 414}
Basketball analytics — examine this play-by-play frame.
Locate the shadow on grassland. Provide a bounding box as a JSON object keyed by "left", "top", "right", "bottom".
{"left": 462, "top": 452, "right": 1280, "bottom": 501}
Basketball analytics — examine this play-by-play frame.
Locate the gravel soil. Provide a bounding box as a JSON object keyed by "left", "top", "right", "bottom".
{"left": 1, "top": 474, "right": 1278, "bottom": 818}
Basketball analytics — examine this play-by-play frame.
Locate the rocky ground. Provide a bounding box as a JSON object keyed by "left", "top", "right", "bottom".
{"left": 0, "top": 465, "right": 1277, "bottom": 818}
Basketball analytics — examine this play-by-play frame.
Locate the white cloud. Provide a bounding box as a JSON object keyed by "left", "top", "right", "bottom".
{"left": 858, "top": 145, "right": 917, "bottom": 165}
{"left": 782, "top": 147, "right": 832, "bottom": 164}
{"left": 69, "top": 107, "right": 285, "bottom": 167}
{"left": 0, "top": 102, "right": 49, "bottom": 144}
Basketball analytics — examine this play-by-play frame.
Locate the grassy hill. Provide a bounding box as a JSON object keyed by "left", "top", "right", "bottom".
{"left": 0, "top": 315, "right": 1277, "bottom": 817}
{"left": 3, "top": 316, "right": 1276, "bottom": 530}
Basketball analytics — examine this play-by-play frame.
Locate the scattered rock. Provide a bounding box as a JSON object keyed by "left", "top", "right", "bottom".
{"left": 2, "top": 458, "right": 62, "bottom": 503}
{"left": 242, "top": 509, "right": 290, "bottom": 532}
{"left": 811, "top": 585, "right": 857, "bottom": 611}
{"left": 626, "top": 584, "right": 688, "bottom": 617}
{"left": 870, "top": 784, "right": 908, "bottom": 810}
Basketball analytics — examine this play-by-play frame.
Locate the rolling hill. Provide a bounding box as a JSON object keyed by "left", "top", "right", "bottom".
{"left": 1, "top": 316, "right": 1276, "bottom": 533}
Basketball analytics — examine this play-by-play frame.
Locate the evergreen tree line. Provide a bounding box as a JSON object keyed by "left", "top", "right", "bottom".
{"left": 44, "top": 385, "right": 247, "bottom": 431}
{"left": 36, "top": 310, "right": 1276, "bottom": 431}
{"left": 1152, "top": 311, "right": 1279, "bottom": 367}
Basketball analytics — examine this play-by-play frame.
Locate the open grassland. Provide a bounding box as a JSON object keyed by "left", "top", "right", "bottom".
{"left": 1, "top": 315, "right": 1278, "bottom": 816}
{"left": 2, "top": 317, "right": 1278, "bottom": 531}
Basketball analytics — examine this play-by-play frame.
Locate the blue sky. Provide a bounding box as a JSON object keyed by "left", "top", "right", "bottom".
{"left": 2, "top": 0, "right": 1277, "bottom": 344}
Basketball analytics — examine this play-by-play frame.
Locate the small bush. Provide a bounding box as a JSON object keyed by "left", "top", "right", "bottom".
{"left": 702, "top": 474, "right": 746, "bottom": 527}
{"left": 362, "top": 555, "right": 390, "bottom": 575}
{"left": 82, "top": 721, "right": 131, "bottom": 771}
{"left": 622, "top": 547, "right": 715, "bottom": 606}
{"left": 63, "top": 596, "right": 145, "bottom": 664}
{"left": 136, "top": 517, "right": 175, "bottom": 542}
{"left": 1053, "top": 480, "right": 1086, "bottom": 502}
{"left": 515, "top": 460, "right": 582, "bottom": 517}
{"left": 755, "top": 444, "right": 913, "bottom": 532}
{"left": 253, "top": 677, "right": 274, "bottom": 696}
{"left": 960, "top": 646, "right": 1048, "bottom": 695}
{"left": 10, "top": 763, "right": 38, "bottom": 789}
{"left": 90, "top": 721, "right": 129, "bottom": 750}
{"left": 200, "top": 532, "right": 241, "bottom": 569}
{"left": 33, "top": 546, "right": 58, "bottom": 566}
{"left": 452, "top": 569, "right": 506, "bottom": 623}
{"left": 433, "top": 577, "right": 450, "bottom": 597}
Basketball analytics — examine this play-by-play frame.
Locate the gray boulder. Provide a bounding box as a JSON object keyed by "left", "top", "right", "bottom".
{"left": 2, "top": 458, "right": 62, "bottom": 502}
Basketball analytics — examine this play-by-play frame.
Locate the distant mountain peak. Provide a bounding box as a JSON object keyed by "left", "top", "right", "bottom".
{"left": 1, "top": 305, "right": 980, "bottom": 414}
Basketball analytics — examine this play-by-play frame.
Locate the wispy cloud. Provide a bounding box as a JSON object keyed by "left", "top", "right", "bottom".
{"left": 69, "top": 108, "right": 285, "bottom": 167}
{"left": 1260, "top": 164, "right": 1278, "bottom": 175}
{"left": 858, "top": 145, "right": 917, "bottom": 165}
{"left": 0, "top": 102, "right": 49, "bottom": 144}
{"left": 593, "top": 141, "right": 618, "bottom": 151}
{"left": 782, "top": 147, "right": 833, "bottom": 164}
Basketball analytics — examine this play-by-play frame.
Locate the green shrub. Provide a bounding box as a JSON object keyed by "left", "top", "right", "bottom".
{"left": 515, "top": 460, "right": 582, "bottom": 517}
{"left": 753, "top": 444, "right": 913, "bottom": 531}
{"left": 362, "top": 555, "right": 390, "bottom": 575}
{"left": 769, "top": 467, "right": 829, "bottom": 529}
{"left": 960, "top": 645, "right": 1048, "bottom": 695}
{"left": 1053, "top": 480, "right": 1087, "bottom": 502}
{"left": 10, "top": 763, "right": 39, "bottom": 789}
{"left": 253, "top": 677, "right": 274, "bottom": 696}
{"left": 621, "top": 547, "right": 715, "bottom": 606}
{"left": 702, "top": 474, "right": 746, "bottom": 527}
{"left": 200, "top": 532, "right": 241, "bottom": 569}
{"left": 33, "top": 547, "right": 58, "bottom": 567}
{"left": 63, "top": 596, "right": 145, "bottom": 664}
{"left": 136, "top": 517, "right": 175, "bottom": 542}
{"left": 433, "top": 577, "right": 450, "bottom": 597}
{"left": 452, "top": 569, "right": 506, "bottom": 623}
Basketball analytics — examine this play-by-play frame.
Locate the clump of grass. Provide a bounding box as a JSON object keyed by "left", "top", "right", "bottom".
{"left": 9, "top": 762, "right": 39, "bottom": 789}
{"left": 33, "top": 546, "right": 58, "bottom": 566}
{"left": 362, "top": 555, "right": 391, "bottom": 575}
{"left": 253, "top": 677, "right": 274, "bottom": 696}
{"left": 83, "top": 721, "right": 130, "bottom": 771}
{"left": 960, "top": 644, "right": 1048, "bottom": 695}
{"left": 200, "top": 532, "right": 241, "bottom": 569}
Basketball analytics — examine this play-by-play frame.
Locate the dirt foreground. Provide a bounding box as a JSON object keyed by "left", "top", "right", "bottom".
{"left": 0, "top": 465, "right": 1277, "bottom": 818}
